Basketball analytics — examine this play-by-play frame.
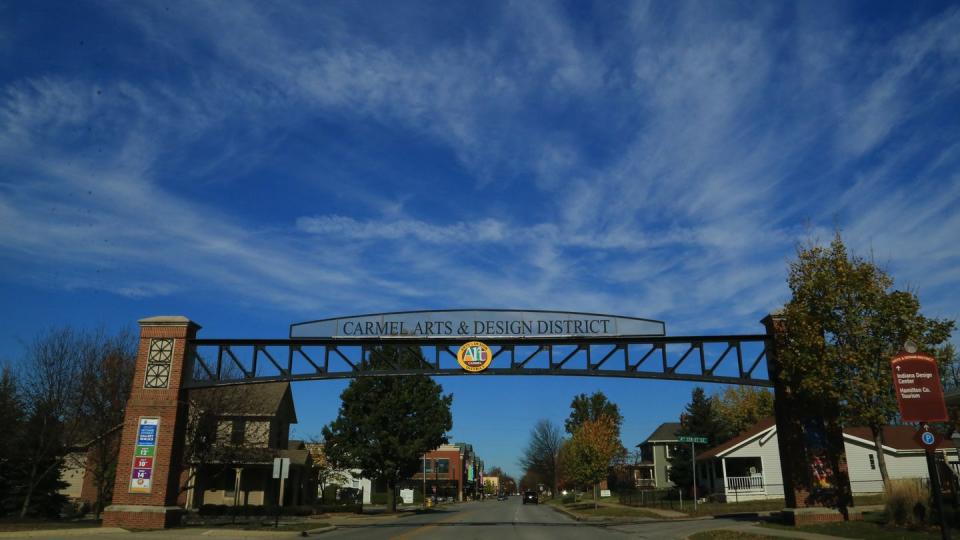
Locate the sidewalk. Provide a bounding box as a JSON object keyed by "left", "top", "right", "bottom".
{"left": 697, "top": 523, "right": 849, "bottom": 539}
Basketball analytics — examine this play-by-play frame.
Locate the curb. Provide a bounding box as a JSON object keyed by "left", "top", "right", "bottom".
{"left": 200, "top": 526, "right": 336, "bottom": 537}
{"left": 0, "top": 528, "right": 127, "bottom": 538}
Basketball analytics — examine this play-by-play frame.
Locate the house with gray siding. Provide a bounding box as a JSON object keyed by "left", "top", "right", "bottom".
{"left": 634, "top": 422, "right": 682, "bottom": 489}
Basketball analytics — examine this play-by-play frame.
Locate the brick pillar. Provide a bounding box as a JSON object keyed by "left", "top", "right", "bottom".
{"left": 102, "top": 316, "right": 200, "bottom": 529}
{"left": 763, "top": 312, "right": 859, "bottom": 526}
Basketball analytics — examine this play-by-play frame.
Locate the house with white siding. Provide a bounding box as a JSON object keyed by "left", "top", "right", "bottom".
{"left": 695, "top": 418, "right": 957, "bottom": 502}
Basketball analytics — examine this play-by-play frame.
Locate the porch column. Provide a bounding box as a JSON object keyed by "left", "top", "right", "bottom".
{"left": 721, "top": 458, "right": 728, "bottom": 497}
{"left": 184, "top": 467, "right": 195, "bottom": 509}
{"left": 233, "top": 468, "right": 243, "bottom": 507}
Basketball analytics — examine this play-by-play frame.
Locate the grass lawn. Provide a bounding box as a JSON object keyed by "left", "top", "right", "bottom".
{"left": 763, "top": 511, "right": 960, "bottom": 539}
{"left": 546, "top": 499, "right": 668, "bottom": 520}
{"left": 0, "top": 518, "right": 102, "bottom": 532}
{"left": 677, "top": 493, "right": 885, "bottom": 517}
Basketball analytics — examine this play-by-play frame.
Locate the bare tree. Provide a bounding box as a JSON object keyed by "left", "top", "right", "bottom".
{"left": 518, "top": 419, "right": 564, "bottom": 498}
{"left": 15, "top": 328, "right": 91, "bottom": 517}
{"left": 70, "top": 329, "right": 136, "bottom": 516}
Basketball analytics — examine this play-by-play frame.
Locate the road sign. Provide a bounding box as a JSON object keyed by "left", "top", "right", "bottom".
{"left": 272, "top": 457, "right": 290, "bottom": 479}
{"left": 914, "top": 424, "right": 942, "bottom": 452}
{"left": 891, "top": 352, "right": 947, "bottom": 423}
{"left": 678, "top": 436, "right": 708, "bottom": 444}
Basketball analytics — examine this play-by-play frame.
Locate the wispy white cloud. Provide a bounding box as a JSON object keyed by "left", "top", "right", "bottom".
{"left": 0, "top": 1, "right": 957, "bottom": 339}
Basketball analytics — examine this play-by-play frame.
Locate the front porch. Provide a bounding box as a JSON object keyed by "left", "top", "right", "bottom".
{"left": 699, "top": 456, "right": 769, "bottom": 502}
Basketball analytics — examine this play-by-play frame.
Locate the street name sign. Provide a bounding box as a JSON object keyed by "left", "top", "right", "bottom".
{"left": 891, "top": 352, "right": 947, "bottom": 423}
{"left": 678, "top": 436, "right": 708, "bottom": 444}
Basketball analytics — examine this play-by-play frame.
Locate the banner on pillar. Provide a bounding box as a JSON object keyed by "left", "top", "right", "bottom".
{"left": 129, "top": 417, "right": 160, "bottom": 494}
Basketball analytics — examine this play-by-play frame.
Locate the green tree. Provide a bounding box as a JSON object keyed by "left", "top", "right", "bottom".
{"left": 562, "top": 416, "right": 624, "bottom": 508}
{"left": 518, "top": 419, "right": 564, "bottom": 498}
{"left": 564, "top": 391, "right": 624, "bottom": 436}
{"left": 781, "top": 233, "right": 955, "bottom": 487}
{"left": 321, "top": 345, "right": 452, "bottom": 512}
{"left": 669, "top": 387, "right": 725, "bottom": 492}
{"left": 712, "top": 386, "right": 774, "bottom": 437}
{"left": 0, "top": 366, "right": 23, "bottom": 516}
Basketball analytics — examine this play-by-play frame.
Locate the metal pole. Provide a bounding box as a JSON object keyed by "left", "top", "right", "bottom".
{"left": 423, "top": 454, "right": 426, "bottom": 509}
{"left": 926, "top": 445, "right": 950, "bottom": 540}
{"left": 691, "top": 442, "right": 697, "bottom": 513}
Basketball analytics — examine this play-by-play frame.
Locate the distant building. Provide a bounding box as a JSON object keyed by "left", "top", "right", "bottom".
{"left": 411, "top": 443, "right": 483, "bottom": 501}
{"left": 59, "top": 424, "right": 123, "bottom": 510}
{"left": 633, "top": 422, "right": 682, "bottom": 489}
{"left": 304, "top": 443, "right": 372, "bottom": 505}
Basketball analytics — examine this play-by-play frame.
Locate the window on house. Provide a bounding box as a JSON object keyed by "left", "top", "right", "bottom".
{"left": 869, "top": 454, "right": 876, "bottom": 470}
{"left": 231, "top": 419, "right": 245, "bottom": 445}
{"left": 436, "top": 459, "right": 450, "bottom": 474}
{"left": 664, "top": 445, "right": 670, "bottom": 459}
{"left": 424, "top": 459, "right": 433, "bottom": 473}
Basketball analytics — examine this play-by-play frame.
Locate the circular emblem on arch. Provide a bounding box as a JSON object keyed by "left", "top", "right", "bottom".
{"left": 457, "top": 341, "right": 493, "bottom": 372}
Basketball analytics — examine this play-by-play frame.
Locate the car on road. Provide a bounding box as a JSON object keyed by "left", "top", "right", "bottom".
{"left": 522, "top": 490, "right": 538, "bottom": 504}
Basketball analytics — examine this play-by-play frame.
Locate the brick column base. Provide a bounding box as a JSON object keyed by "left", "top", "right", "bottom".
{"left": 102, "top": 505, "right": 185, "bottom": 529}
{"left": 785, "top": 507, "right": 864, "bottom": 526}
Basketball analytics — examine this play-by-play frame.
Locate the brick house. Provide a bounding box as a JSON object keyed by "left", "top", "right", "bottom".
{"left": 413, "top": 444, "right": 467, "bottom": 501}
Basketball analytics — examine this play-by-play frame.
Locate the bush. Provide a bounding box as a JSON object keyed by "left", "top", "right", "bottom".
{"left": 314, "top": 503, "right": 363, "bottom": 514}
{"left": 371, "top": 492, "right": 388, "bottom": 505}
{"left": 199, "top": 504, "right": 228, "bottom": 516}
{"left": 283, "top": 505, "right": 314, "bottom": 516}
{"left": 561, "top": 494, "right": 576, "bottom": 504}
{"left": 885, "top": 479, "right": 929, "bottom": 527}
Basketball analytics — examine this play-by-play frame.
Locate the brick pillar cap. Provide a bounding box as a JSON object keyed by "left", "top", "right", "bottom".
{"left": 760, "top": 308, "right": 785, "bottom": 325}
{"left": 138, "top": 315, "right": 201, "bottom": 329}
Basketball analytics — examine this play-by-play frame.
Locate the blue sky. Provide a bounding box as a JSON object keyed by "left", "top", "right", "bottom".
{"left": 1, "top": 1, "right": 959, "bottom": 479}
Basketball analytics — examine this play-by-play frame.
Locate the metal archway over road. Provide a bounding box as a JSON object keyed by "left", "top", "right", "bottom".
{"left": 186, "top": 309, "right": 771, "bottom": 388}
{"left": 102, "top": 310, "right": 857, "bottom": 531}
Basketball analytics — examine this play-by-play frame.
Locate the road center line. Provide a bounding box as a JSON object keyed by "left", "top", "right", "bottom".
{"left": 390, "top": 508, "right": 478, "bottom": 540}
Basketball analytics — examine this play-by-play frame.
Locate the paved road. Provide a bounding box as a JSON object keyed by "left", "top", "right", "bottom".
{"left": 322, "top": 498, "right": 756, "bottom": 540}
{"left": 0, "top": 500, "right": 789, "bottom": 539}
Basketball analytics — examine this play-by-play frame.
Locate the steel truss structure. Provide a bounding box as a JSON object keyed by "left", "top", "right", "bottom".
{"left": 186, "top": 334, "right": 772, "bottom": 388}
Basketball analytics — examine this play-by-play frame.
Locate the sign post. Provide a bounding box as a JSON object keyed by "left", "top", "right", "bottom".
{"left": 892, "top": 351, "right": 949, "bottom": 540}
{"left": 272, "top": 457, "right": 290, "bottom": 528}
{"left": 678, "top": 436, "right": 708, "bottom": 512}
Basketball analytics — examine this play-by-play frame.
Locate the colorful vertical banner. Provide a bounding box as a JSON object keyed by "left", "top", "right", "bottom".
{"left": 129, "top": 417, "right": 160, "bottom": 494}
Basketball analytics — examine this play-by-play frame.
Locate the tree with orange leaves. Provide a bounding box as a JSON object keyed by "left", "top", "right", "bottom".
{"left": 562, "top": 415, "right": 625, "bottom": 508}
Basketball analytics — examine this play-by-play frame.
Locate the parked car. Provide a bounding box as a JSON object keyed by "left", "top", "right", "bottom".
{"left": 522, "top": 491, "right": 538, "bottom": 504}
